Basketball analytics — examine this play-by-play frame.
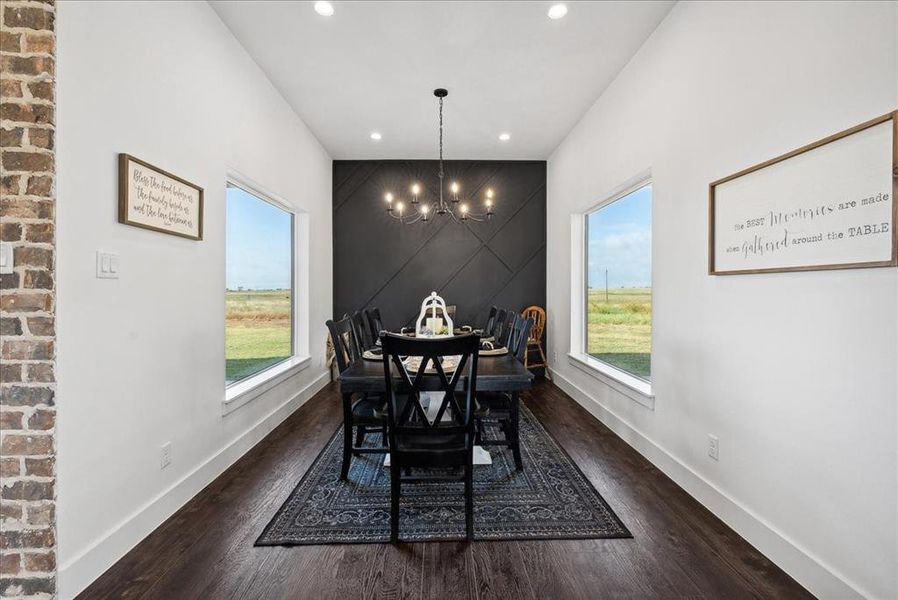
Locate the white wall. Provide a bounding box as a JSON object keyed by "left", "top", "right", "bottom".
{"left": 55, "top": 2, "right": 332, "bottom": 597}
{"left": 547, "top": 2, "right": 897, "bottom": 599}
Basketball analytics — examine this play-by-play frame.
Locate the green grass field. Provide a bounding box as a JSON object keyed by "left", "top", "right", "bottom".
{"left": 586, "top": 287, "right": 651, "bottom": 380}
{"left": 225, "top": 287, "right": 650, "bottom": 382}
{"left": 226, "top": 290, "right": 292, "bottom": 384}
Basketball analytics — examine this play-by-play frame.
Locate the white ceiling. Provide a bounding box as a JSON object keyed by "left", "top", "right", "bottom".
{"left": 210, "top": 1, "right": 675, "bottom": 160}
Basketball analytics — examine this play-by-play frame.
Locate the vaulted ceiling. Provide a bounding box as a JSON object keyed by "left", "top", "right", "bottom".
{"left": 210, "top": 1, "right": 675, "bottom": 159}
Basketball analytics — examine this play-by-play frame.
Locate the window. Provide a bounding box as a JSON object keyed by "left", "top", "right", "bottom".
{"left": 225, "top": 184, "right": 294, "bottom": 386}
{"left": 584, "top": 183, "right": 652, "bottom": 381}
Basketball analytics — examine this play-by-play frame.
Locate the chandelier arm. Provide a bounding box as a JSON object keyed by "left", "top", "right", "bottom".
{"left": 387, "top": 209, "right": 425, "bottom": 224}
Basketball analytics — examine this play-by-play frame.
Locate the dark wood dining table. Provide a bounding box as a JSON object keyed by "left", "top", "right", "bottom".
{"left": 337, "top": 354, "right": 534, "bottom": 394}
{"left": 337, "top": 353, "right": 534, "bottom": 470}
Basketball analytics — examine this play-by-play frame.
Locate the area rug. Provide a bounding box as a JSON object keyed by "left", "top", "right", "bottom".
{"left": 256, "top": 404, "right": 631, "bottom": 545}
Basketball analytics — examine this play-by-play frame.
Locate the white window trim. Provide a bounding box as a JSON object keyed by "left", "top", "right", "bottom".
{"left": 567, "top": 352, "right": 654, "bottom": 408}
{"left": 223, "top": 169, "right": 311, "bottom": 414}
{"left": 223, "top": 355, "right": 311, "bottom": 415}
{"left": 570, "top": 169, "right": 654, "bottom": 404}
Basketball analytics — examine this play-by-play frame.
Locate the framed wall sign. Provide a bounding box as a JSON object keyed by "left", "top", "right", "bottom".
{"left": 709, "top": 111, "right": 897, "bottom": 275}
{"left": 119, "top": 153, "right": 204, "bottom": 240}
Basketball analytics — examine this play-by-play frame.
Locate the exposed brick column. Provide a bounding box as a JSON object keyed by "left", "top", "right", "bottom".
{"left": 0, "top": 1, "right": 57, "bottom": 598}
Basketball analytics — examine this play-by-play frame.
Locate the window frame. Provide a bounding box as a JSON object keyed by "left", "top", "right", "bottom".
{"left": 223, "top": 171, "right": 310, "bottom": 414}
{"left": 569, "top": 171, "right": 654, "bottom": 404}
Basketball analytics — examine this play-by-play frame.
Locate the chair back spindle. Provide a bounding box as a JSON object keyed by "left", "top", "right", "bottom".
{"left": 326, "top": 316, "right": 360, "bottom": 373}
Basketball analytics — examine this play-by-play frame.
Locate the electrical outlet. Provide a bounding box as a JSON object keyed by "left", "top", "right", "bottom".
{"left": 161, "top": 442, "right": 172, "bottom": 469}
{"left": 553, "top": 350, "right": 558, "bottom": 363}
{"left": 708, "top": 434, "right": 719, "bottom": 461}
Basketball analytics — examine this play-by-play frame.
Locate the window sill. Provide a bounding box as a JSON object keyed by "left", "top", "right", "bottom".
{"left": 223, "top": 355, "right": 311, "bottom": 416}
{"left": 567, "top": 352, "right": 654, "bottom": 410}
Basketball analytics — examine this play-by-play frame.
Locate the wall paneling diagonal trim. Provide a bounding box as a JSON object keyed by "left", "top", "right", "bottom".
{"left": 333, "top": 160, "right": 546, "bottom": 330}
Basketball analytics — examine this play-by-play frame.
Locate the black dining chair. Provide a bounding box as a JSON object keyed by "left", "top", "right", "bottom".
{"left": 482, "top": 306, "right": 498, "bottom": 336}
{"left": 366, "top": 307, "right": 384, "bottom": 342}
{"left": 351, "top": 311, "right": 375, "bottom": 352}
{"left": 475, "top": 315, "right": 533, "bottom": 471}
{"left": 491, "top": 308, "right": 507, "bottom": 342}
{"left": 511, "top": 316, "right": 534, "bottom": 362}
{"left": 326, "top": 316, "right": 389, "bottom": 480}
{"left": 380, "top": 332, "right": 480, "bottom": 543}
{"left": 497, "top": 311, "right": 519, "bottom": 348}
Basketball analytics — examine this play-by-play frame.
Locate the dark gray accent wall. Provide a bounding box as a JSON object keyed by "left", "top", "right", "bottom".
{"left": 333, "top": 160, "right": 546, "bottom": 331}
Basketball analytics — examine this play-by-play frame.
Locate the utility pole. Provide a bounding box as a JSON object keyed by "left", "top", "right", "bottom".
{"left": 605, "top": 269, "right": 609, "bottom": 302}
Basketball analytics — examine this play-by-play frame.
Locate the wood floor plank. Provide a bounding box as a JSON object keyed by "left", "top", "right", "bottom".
{"left": 470, "top": 541, "right": 537, "bottom": 600}
{"left": 423, "top": 542, "right": 476, "bottom": 600}
{"left": 77, "top": 380, "right": 814, "bottom": 600}
{"left": 362, "top": 541, "right": 426, "bottom": 600}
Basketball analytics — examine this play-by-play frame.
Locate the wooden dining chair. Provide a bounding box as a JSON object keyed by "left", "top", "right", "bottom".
{"left": 351, "top": 311, "right": 374, "bottom": 352}
{"left": 491, "top": 308, "right": 507, "bottom": 342}
{"left": 482, "top": 306, "right": 498, "bottom": 336}
{"left": 511, "top": 316, "right": 534, "bottom": 363}
{"left": 474, "top": 316, "right": 532, "bottom": 471}
{"left": 497, "top": 311, "right": 518, "bottom": 348}
{"left": 366, "top": 307, "right": 384, "bottom": 341}
{"left": 521, "top": 305, "right": 548, "bottom": 373}
{"left": 380, "top": 332, "right": 480, "bottom": 543}
{"left": 326, "top": 316, "right": 389, "bottom": 480}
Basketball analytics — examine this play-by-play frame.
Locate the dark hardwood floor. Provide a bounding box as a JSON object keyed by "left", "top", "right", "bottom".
{"left": 78, "top": 380, "right": 813, "bottom": 599}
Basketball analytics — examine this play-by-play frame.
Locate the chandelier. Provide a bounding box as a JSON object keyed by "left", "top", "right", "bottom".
{"left": 383, "top": 88, "right": 496, "bottom": 224}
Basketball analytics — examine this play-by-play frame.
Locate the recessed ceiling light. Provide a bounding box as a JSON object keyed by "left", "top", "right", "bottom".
{"left": 547, "top": 3, "right": 568, "bottom": 19}
{"left": 499, "top": 132, "right": 511, "bottom": 142}
{"left": 370, "top": 131, "right": 382, "bottom": 141}
{"left": 314, "top": 1, "right": 334, "bottom": 17}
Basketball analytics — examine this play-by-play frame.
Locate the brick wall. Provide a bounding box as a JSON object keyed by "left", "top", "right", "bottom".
{"left": 0, "top": 0, "right": 57, "bottom": 598}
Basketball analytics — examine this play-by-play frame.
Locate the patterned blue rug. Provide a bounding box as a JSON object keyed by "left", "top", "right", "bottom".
{"left": 256, "top": 404, "right": 631, "bottom": 545}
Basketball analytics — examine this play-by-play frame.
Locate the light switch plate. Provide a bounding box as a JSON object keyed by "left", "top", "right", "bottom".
{"left": 96, "top": 251, "right": 119, "bottom": 279}
{"left": 0, "top": 242, "right": 13, "bottom": 275}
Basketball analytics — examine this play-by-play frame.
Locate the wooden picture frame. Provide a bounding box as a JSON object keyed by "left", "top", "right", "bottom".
{"left": 118, "top": 153, "right": 204, "bottom": 241}
{"left": 709, "top": 111, "right": 897, "bottom": 275}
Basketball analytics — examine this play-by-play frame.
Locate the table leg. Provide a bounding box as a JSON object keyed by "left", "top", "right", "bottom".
{"left": 340, "top": 392, "right": 352, "bottom": 480}
{"left": 511, "top": 392, "right": 523, "bottom": 471}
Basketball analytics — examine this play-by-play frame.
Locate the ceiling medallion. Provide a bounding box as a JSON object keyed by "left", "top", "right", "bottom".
{"left": 383, "top": 88, "right": 495, "bottom": 224}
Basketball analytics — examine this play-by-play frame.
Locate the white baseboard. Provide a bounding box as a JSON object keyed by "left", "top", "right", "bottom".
{"left": 549, "top": 368, "right": 869, "bottom": 600}
{"left": 58, "top": 370, "right": 330, "bottom": 600}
